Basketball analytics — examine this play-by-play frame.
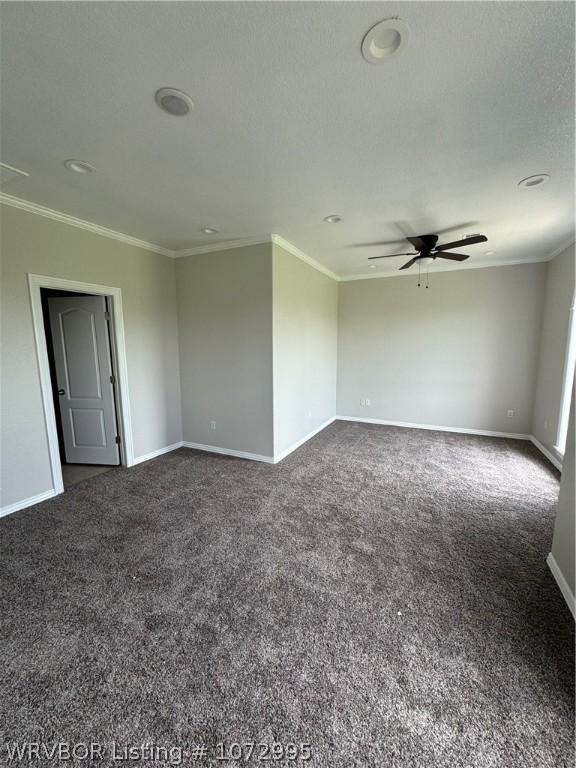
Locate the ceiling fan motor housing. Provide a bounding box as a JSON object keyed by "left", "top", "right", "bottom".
{"left": 417, "top": 234, "right": 438, "bottom": 254}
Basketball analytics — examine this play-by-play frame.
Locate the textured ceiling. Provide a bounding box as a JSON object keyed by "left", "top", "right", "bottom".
{"left": 1, "top": 2, "right": 574, "bottom": 277}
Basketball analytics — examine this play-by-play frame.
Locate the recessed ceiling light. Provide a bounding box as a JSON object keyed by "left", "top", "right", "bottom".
{"left": 324, "top": 215, "right": 342, "bottom": 224}
{"left": 155, "top": 87, "right": 194, "bottom": 116}
{"left": 64, "top": 159, "right": 95, "bottom": 174}
{"left": 369, "top": 265, "right": 376, "bottom": 269}
{"left": 201, "top": 226, "right": 219, "bottom": 235}
{"left": 518, "top": 174, "right": 550, "bottom": 189}
{"left": 361, "top": 18, "right": 410, "bottom": 64}
{"left": 485, "top": 250, "right": 495, "bottom": 256}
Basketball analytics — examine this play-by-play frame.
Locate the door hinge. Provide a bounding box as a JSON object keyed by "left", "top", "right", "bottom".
{"left": 110, "top": 374, "right": 116, "bottom": 384}
{"left": 115, "top": 435, "right": 121, "bottom": 444}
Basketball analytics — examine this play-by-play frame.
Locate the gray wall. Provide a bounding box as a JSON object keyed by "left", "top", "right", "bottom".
{"left": 176, "top": 243, "right": 274, "bottom": 458}
{"left": 3, "top": 199, "right": 572, "bottom": 518}
{"left": 550, "top": 380, "right": 575, "bottom": 602}
{"left": 272, "top": 244, "right": 338, "bottom": 456}
{"left": 1, "top": 205, "right": 182, "bottom": 509}
{"left": 532, "top": 244, "right": 575, "bottom": 455}
{"left": 337, "top": 263, "right": 546, "bottom": 434}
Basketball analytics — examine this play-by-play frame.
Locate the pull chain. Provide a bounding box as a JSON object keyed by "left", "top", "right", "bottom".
{"left": 417, "top": 260, "right": 421, "bottom": 287}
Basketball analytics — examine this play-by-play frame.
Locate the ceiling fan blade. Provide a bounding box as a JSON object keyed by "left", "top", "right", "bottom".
{"left": 351, "top": 240, "right": 405, "bottom": 248}
{"left": 436, "top": 252, "right": 470, "bottom": 262}
{"left": 435, "top": 235, "right": 487, "bottom": 251}
{"left": 399, "top": 257, "right": 418, "bottom": 270}
{"left": 368, "top": 252, "right": 416, "bottom": 260}
{"left": 406, "top": 236, "right": 426, "bottom": 250}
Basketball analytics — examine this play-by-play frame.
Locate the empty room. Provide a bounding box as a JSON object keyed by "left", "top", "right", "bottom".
{"left": 0, "top": 2, "right": 574, "bottom": 766}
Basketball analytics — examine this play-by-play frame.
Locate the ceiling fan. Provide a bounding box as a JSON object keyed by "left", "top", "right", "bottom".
{"left": 368, "top": 233, "right": 488, "bottom": 271}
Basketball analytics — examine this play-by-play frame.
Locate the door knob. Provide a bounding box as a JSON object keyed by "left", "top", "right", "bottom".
{"left": 58, "top": 389, "right": 65, "bottom": 395}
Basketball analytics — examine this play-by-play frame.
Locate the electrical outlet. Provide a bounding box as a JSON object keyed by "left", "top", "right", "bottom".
{"left": 210, "top": 420, "right": 217, "bottom": 430}
{"left": 365, "top": 398, "right": 371, "bottom": 407}
{"left": 360, "top": 398, "right": 366, "bottom": 407}
{"left": 506, "top": 410, "right": 514, "bottom": 418}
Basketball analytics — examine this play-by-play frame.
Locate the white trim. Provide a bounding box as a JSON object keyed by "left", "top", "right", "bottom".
{"left": 28, "top": 279, "right": 65, "bottom": 495}
{"left": 1, "top": 193, "right": 173, "bottom": 257}
{"left": 1, "top": 441, "right": 184, "bottom": 518}
{"left": 341, "top": 256, "right": 558, "bottom": 283}
{"left": 555, "top": 294, "right": 576, "bottom": 454}
{"left": 341, "top": 236, "right": 576, "bottom": 282}
{"left": 5, "top": 192, "right": 572, "bottom": 281}
{"left": 182, "top": 441, "right": 274, "bottom": 464}
{"left": 271, "top": 234, "right": 339, "bottom": 282}
{"left": 335, "top": 415, "right": 530, "bottom": 440}
{"left": 337, "top": 416, "right": 565, "bottom": 469}
{"left": 28, "top": 274, "right": 136, "bottom": 502}
{"left": 274, "top": 417, "right": 336, "bottom": 463}
{"left": 547, "top": 552, "right": 575, "bottom": 620}
{"left": 0, "top": 489, "right": 57, "bottom": 519}
{"left": 530, "top": 436, "right": 563, "bottom": 471}
{"left": 176, "top": 234, "right": 340, "bottom": 283}
{"left": 175, "top": 237, "right": 271, "bottom": 258}
{"left": 0, "top": 161, "right": 30, "bottom": 182}
{"left": 547, "top": 237, "right": 576, "bottom": 262}
{"left": 131, "top": 441, "right": 184, "bottom": 466}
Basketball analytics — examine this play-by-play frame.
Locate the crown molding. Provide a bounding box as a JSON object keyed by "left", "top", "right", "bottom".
{"left": 546, "top": 236, "right": 575, "bottom": 262}
{"left": 340, "top": 235, "right": 575, "bottom": 282}
{"left": 0, "top": 193, "right": 174, "bottom": 257}
{"left": 174, "top": 236, "right": 272, "bottom": 258}
{"left": 3, "top": 190, "right": 571, "bottom": 279}
{"left": 271, "top": 234, "right": 340, "bottom": 281}
{"left": 176, "top": 233, "right": 341, "bottom": 282}
{"left": 339, "top": 252, "right": 570, "bottom": 283}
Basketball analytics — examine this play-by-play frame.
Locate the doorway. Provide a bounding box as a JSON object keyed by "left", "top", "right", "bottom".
{"left": 41, "top": 289, "right": 120, "bottom": 487}
{"left": 28, "top": 274, "right": 135, "bottom": 496}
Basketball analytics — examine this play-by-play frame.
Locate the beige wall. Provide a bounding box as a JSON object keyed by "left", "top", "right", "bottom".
{"left": 272, "top": 244, "right": 337, "bottom": 457}
{"left": 1, "top": 205, "right": 182, "bottom": 509}
{"left": 176, "top": 243, "right": 274, "bottom": 458}
{"left": 337, "top": 263, "right": 546, "bottom": 434}
{"left": 532, "top": 244, "right": 575, "bottom": 455}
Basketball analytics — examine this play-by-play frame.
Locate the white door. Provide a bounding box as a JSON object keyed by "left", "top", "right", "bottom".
{"left": 48, "top": 295, "right": 120, "bottom": 465}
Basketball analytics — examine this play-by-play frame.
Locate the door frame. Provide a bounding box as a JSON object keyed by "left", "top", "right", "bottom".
{"left": 28, "top": 274, "right": 135, "bottom": 495}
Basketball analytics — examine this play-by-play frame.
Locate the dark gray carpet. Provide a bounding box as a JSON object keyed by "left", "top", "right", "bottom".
{"left": 1, "top": 421, "right": 573, "bottom": 767}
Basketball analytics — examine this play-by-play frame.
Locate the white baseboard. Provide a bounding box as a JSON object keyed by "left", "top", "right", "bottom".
{"left": 1, "top": 425, "right": 563, "bottom": 518}
{"left": 182, "top": 441, "right": 275, "bottom": 464}
{"left": 182, "top": 419, "right": 336, "bottom": 466}
{"left": 530, "top": 437, "right": 563, "bottom": 471}
{"left": 1, "top": 442, "right": 185, "bottom": 518}
{"left": 547, "top": 553, "right": 575, "bottom": 619}
{"left": 336, "top": 415, "right": 531, "bottom": 440}
{"left": 130, "top": 441, "right": 184, "bottom": 466}
{"left": 0, "top": 488, "right": 58, "bottom": 519}
{"left": 274, "top": 417, "right": 336, "bottom": 463}
{"left": 337, "top": 416, "right": 564, "bottom": 471}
